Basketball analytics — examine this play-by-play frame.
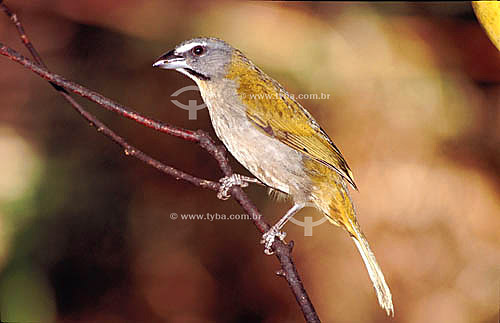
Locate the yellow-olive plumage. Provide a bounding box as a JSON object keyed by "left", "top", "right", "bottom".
{"left": 154, "top": 37, "right": 394, "bottom": 316}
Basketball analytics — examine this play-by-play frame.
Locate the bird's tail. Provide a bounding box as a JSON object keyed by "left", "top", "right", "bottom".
{"left": 348, "top": 219, "right": 394, "bottom": 316}
{"left": 316, "top": 177, "right": 394, "bottom": 315}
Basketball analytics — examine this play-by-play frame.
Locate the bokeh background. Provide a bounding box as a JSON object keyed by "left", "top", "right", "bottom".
{"left": 0, "top": 1, "right": 499, "bottom": 322}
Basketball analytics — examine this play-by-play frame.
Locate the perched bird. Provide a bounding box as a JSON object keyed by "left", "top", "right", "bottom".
{"left": 154, "top": 37, "right": 393, "bottom": 316}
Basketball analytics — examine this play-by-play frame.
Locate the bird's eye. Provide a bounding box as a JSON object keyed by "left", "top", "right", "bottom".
{"left": 191, "top": 45, "right": 205, "bottom": 56}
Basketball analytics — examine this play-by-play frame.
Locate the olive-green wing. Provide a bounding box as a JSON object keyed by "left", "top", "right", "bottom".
{"left": 226, "top": 53, "right": 357, "bottom": 189}
{"left": 245, "top": 91, "right": 357, "bottom": 190}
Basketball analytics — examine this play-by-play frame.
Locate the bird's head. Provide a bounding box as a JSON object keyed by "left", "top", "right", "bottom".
{"left": 153, "top": 37, "right": 234, "bottom": 83}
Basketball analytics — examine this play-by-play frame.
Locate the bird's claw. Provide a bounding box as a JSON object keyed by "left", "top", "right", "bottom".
{"left": 217, "top": 174, "right": 249, "bottom": 200}
{"left": 261, "top": 227, "right": 287, "bottom": 255}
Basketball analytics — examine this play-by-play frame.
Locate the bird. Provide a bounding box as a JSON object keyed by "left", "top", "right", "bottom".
{"left": 153, "top": 37, "right": 394, "bottom": 316}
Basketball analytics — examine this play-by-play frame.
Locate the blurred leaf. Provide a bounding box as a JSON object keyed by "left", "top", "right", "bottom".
{"left": 0, "top": 265, "right": 56, "bottom": 322}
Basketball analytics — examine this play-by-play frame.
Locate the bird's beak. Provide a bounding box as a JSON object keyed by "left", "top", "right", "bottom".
{"left": 153, "top": 49, "right": 188, "bottom": 69}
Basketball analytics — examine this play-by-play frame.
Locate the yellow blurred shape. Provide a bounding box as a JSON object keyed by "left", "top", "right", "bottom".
{"left": 473, "top": 1, "right": 500, "bottom": 51}
{"left": 0, "top": 126, "right": 40, "bottom": 201}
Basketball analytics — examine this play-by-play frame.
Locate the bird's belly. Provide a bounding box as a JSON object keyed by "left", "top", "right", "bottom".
{"left": 209, "top": 112, "right": 309, "bottom": 196}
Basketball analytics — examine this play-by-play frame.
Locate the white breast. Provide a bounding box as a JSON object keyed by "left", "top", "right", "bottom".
{"left": 198, "top": 79, "right": 310, "bottom": 198}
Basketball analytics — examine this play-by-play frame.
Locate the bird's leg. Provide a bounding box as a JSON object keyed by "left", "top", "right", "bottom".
{"left": 217, "top": 174, "right": 264, "bottom": 200}
{"left": 261, "top": 203, "right": 305, "bottom": 255}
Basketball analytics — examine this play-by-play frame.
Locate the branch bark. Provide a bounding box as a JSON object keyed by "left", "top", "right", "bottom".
{"left": 0, "top": 2, "right": 320, "bottom": 322}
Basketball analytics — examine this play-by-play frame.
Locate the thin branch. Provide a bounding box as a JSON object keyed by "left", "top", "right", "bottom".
{"left": 0, "top": 40, "right": 320, "bottom": 323}
{"left": 0, "top": 2, "right": 219, "bottom": 191}
{"left": 0, "top": 3, "right": 320, "bottom": 322}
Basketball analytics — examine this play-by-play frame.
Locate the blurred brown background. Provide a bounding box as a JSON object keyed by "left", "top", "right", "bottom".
{"left": 0, "top": 1, "right": 499, "bottom": 322}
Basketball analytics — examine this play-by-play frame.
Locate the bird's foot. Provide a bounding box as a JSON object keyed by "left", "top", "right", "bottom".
{"left": 260, "top": 226, "right": 287, "bottom": 255}
{"left": 217, "top": 174, "right": 261, "bottom": 200}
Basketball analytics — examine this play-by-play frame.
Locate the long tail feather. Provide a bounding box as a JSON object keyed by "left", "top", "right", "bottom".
{"left": 350, "top": 222, "right": 394, "bottom": 316}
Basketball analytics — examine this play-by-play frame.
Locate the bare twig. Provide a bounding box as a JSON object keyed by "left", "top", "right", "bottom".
{"left": 0, "top": 3, "right": 320, "bottom": 322}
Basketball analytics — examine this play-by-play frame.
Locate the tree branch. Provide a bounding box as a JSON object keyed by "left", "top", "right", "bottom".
{"left": 0, "top": 2, "right": 320, "bottom": 321}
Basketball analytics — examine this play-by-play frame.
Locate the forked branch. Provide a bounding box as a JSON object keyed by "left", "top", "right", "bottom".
{"left": 0, "top": 2, "right": 320, "bottom": 322}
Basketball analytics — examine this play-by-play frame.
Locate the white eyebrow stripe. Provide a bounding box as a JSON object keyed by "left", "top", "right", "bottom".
{"left": 175, "top": 42, "right": 205, "bottom": 54}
